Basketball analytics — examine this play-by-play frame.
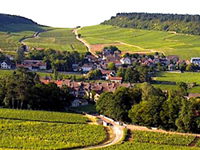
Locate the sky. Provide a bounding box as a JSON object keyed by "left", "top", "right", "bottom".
{"left": 0, "top": 0, "right": 200, "bottom": 28}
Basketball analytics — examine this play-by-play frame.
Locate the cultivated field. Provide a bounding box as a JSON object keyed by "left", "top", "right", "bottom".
{"left": 0, "top": 108, "right": 107, "bottom": 149}
{"left": 154, "top": 72, "right": 200, "bottom": 84}
{"left": 25, "top": 28, "right": 87, "bottom": 52}
{"left": 100, "top": 130, "right": 199, "bottom": 150}
{"left": 79, "top": 25, "right": 200, "bottom": 59}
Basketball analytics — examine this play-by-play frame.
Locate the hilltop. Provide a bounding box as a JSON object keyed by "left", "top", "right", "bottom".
{"left": 0, "top": 13, "right": 46, "bottom": 32}
{"left": 101, "top": 12, "right": 200, "bottom": 35}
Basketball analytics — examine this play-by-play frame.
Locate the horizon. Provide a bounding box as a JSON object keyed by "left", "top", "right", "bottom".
{"left": 1, "top": 0, "right": 200, "bottom": 28}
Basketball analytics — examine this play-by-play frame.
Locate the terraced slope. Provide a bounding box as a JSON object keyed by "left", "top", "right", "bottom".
{"left": 79, "top": 25, "right": 200, "bottom": 59}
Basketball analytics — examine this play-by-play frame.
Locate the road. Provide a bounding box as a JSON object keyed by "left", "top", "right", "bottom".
{"left": 74, "top": 115, "right": 124, "bottom": 150}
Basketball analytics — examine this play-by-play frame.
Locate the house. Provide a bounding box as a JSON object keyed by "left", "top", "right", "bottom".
{"left": 109, "top": 76, "right": 122, "bottom": 83}
{"left": 100, "top": 70, "right": 115, "bottom": 80}
{"left": 1, "top": 61, "right": 11, "bottom": 69}
{"left": 167, "top": 55, "right": 179, "bottom": 63}
{"left": 71, "top": 98, "right": 88, "bottom": 107}
{"left": 120, "top": 57, "right": 132, "bottom": 65}
{"left": 17, "top": 60, "right": 47, "bottom": 71}
{"left": 81, "top": 63, "right": 94, "bottom": 72}
{"left": 191, "top": 57, "right": 200, "bottom": 67}
{"left": 72, "top": 64, "right": 79, "bottom": 72}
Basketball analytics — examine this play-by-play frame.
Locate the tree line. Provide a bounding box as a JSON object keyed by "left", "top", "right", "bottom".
{"left": 0, "top": 68, "right": 73, "bottom": 111}
{"left": 96, "top": 82, "right": 200, "bottom": 133}
{"left": 101, "top": 12, "right": 200, "bottom": 35}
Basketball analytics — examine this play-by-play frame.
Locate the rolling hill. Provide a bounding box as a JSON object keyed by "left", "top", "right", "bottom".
{"left": 102, "top": 12, "right": 200, "bottom": 35}
{"left": 78, "top": 25, "right": 200, "bottom": 59}
{"left": 0, "top": 14, "right": 87, "bottom": 53}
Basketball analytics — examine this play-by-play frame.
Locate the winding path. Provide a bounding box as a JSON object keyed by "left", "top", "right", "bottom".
{"left": 73, "top": 28, "right": 98, "bottom": 57}
{"left": 74, "top": 115, "right": 124, "bottom": 150}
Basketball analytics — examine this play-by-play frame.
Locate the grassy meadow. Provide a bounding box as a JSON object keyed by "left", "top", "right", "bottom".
{"left": 25, "top": 28, "right": 87, "bottom": 52}
{"left": 79, "top": 25, "right": 200, "bottom": 59}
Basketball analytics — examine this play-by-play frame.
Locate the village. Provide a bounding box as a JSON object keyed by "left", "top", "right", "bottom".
{"left": 1, "top": 46, "right": 200, "bottom": 108}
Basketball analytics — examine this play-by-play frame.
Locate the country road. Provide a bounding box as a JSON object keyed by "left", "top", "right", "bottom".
{"left": 74, "top": 115, "right": 124, "bottom": 150}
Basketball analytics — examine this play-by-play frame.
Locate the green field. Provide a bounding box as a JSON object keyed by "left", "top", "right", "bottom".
{"left": 0, "top": 31, "right": 34, "bottom": 51}
{"left": 0, "top": 24, "right": 49, "bottom": 52}
{"left": 79, "top": 25, "right": 200, "bottom": 59}
{"left": 100, "top": 130, "right": 199, "bottom": 150}
{"left": 155, "top": 72, "right": 200, "bottom": 84}
{"left": 100, "top": 142, "right": 200, "bottom": 150}
{"left": 152, "top": 71, "right": 200, "bottom": 93}
{"left": 0, "top": 109, "right": 107, "bottom": 149}
{"left": 25, "top": 28, "right": 87, "bottom": 52}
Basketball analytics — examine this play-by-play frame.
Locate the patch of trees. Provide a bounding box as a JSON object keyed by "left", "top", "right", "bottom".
{"left": 27, "top": 49, "right": 86, "bottom": 79}
{"left": 96, "top": 82, "right": 200, "bottom": 133}
{"left": 101, "top": 12, "right": 200, "bottom": 35}
{"left": 117, "top": 65, "right": 151, "bottom": 83}
{"left": 0, "top": 68, "right": 73, "bottom": 111}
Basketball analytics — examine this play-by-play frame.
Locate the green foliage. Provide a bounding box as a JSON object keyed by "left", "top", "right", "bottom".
{"left": 107, "top": 62, "right": 116, "bottom": 70}
{"left": 88, "top": 69, "right": 102, "bottom": 80}
{"left": 102, "top": 13, "right": 200, "bottom": 35}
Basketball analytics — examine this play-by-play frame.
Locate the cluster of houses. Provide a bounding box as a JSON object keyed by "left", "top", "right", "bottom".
{"left": 40, "top": 79, "right": 130, "bottom": 107}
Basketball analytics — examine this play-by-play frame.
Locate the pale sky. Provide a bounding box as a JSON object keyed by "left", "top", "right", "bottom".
{"left": 1, "top": 0, "right": 200, "bottom": 28}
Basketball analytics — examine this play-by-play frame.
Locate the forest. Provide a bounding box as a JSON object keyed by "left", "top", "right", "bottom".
{"left": 101, "top": 12, "right": 200, "bottom": 35}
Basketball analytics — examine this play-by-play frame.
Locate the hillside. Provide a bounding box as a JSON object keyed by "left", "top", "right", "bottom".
{"left": 78, "top": 25, "right": 200, "bottom": 59}
{"left": 0, "top": 13, "right": 45, "bottom": 32}
{"left": 101, "top": 13, "right": 200, "bottom": 35}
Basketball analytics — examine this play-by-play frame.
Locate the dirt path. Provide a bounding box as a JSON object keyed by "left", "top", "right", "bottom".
{"left": 73, "top": 28, "right": 98, "bottom": 57}
{"left": 74, "top": 114, "right": 124, "bottom": 150}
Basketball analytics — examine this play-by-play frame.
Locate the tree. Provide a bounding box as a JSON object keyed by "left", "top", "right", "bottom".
{"left": 15, "top": 48, "right": 24, "bottom": 63}
{"left": 107, "top": 62, "right": 116, "bottom": 70}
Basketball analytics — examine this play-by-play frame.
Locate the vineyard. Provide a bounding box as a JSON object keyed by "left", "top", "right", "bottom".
{"left": 131, "top": 130, "right": 195, "bottom": 146}
{"left": 24, "top": 28, "right": 87, "bottom": 52}
{"left": 0, "top": 109, "right": 107, "bottom": 149}
{"left": 100, "top": 142, "right": 200, "bottom": 150}
{"left": 79, "top": 25, "right": 200, "bottom": 59}
{"left": 0, "top": 108, "right": 89, "bottom": 123}
{"left": 99, "top": 130, "right": 200, "bottom": 150}
{"left": 0, "top": 119, "right": 106, "bottom": 149}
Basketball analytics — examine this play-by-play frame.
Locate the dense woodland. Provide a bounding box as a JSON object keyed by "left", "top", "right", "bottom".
{"left": 96, "top": 83, "right": 200, "bottom": 133}
{"left": 102, "top": 13, "right": 200, "bottom": 35}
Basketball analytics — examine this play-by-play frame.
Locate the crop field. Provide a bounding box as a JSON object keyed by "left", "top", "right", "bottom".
{"left": 131, "top": 130, "right": 195, "bottom": 146}
{"left": 0, "top": 109, "right": 107, "bottom": 149}
{"left": 100, "top": 130, "right": 198, "bottom": 150}
{"left": 0, "top": 108, "right": 89, "bottom": 123}
{"left": 154, "top": 72, "right": 200, "bottom": 84}
{"left": 0, "top": 24, "right": 49, "bottom": 53}
{"left": 25, "top": 28, "right": 87, "bottom": 52}
{"left": 0, "top": 31, "right": 34, "bottom": 51}
{"left": 79, "top": 25, "right": 200, "bottom": 59}
{"left": 100, "top": 142, "right": 200, "bottom": 150}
